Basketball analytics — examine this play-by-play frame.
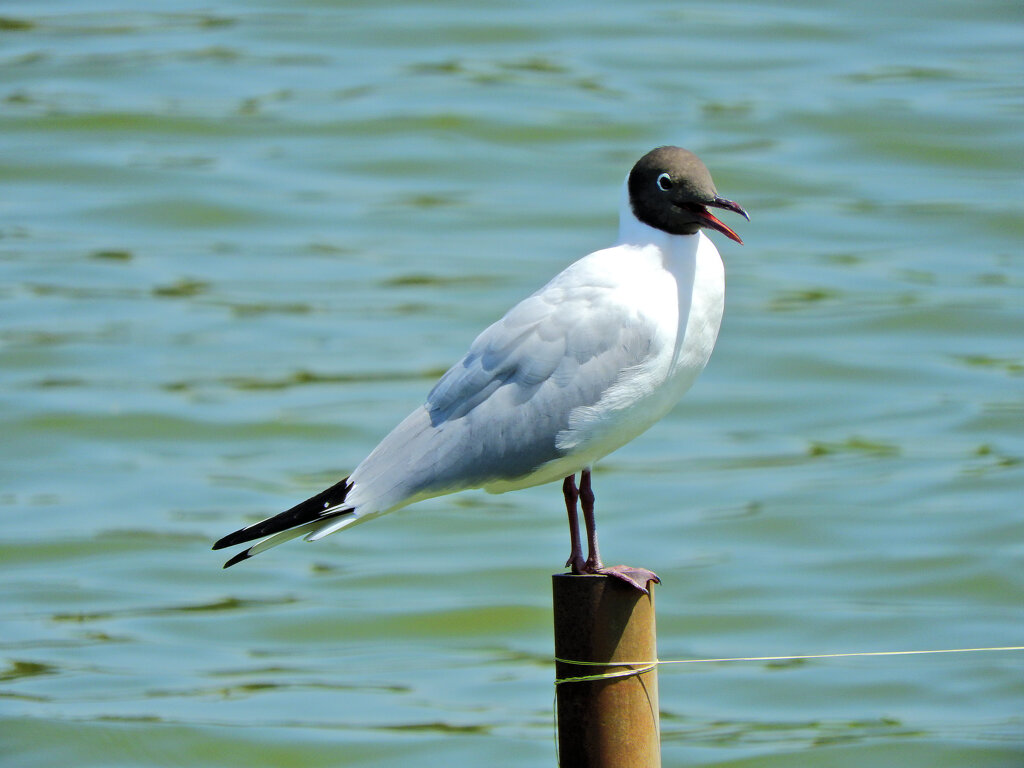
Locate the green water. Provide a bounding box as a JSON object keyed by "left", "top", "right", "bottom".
{"left": 1, "top": 1, "right": 1022, "bottom": 766}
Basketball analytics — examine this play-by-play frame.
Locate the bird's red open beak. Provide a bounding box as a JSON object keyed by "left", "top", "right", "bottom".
{"left": 700, "top": 196, "right": 749, "bottom": 245}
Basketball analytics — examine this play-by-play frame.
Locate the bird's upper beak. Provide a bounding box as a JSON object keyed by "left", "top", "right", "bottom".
{"left": 698, "top": 196, "right": 750, "bottom": 245}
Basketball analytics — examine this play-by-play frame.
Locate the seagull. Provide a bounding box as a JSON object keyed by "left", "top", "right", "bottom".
{"left": 214, "top": 146, "right": 748, "bottom": 592}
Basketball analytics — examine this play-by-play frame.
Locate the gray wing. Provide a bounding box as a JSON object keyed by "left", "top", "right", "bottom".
{"left": 346, "top": 278, "right": 656, "bottom": 512}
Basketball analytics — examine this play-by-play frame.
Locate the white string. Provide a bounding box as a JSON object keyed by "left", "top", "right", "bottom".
{"left": 554, "top": 645, "right": 1024, "bottom": 684}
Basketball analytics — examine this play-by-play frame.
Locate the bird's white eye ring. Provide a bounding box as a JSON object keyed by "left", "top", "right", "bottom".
{"left": 656, "top": 173, "right": 673, "bottom": 191}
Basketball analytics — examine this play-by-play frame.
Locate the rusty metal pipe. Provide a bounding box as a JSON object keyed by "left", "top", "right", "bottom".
{"left": 553, "top": 573, "right": 660, "bottom": 768}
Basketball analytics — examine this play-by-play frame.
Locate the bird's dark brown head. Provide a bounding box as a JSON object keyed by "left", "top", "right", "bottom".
{"left": 627, "top": 146, "right": 749, "bottom": 243}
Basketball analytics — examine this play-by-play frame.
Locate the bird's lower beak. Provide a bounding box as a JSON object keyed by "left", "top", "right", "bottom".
{"left": 699, "top": 196, "right": 749, "bottom": 245}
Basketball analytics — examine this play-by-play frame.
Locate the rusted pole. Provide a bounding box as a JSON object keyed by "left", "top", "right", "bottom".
{"left": 552, "top": 573, "right": 660, "bottom": 768}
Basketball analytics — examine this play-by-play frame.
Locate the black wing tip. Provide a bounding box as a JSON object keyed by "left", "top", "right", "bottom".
{"left": 223, "top": 548, "right": 253, "bottom": 568}
{"left": 212, "top": 476, "right": 353, "bottom": 552}
{"left": 212, "top": 529, "right": 249, "bottom": 551}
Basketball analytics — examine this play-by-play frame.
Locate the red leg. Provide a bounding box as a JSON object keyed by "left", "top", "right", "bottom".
{"left": 563, "top": 475, "right": 585, "bottom": 574}
{"left": 579, "top": 468, "right": 602, "bottom": 570}
{"left": 579, "top": 468, "right": 660, "bottom": 594}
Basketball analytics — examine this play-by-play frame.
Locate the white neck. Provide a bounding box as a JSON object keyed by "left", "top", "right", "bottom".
{"left": 615, "top": 175, "right": 700, "bottom": 255}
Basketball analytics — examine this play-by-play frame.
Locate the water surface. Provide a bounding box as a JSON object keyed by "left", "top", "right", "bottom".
{"left": 1, "top": 1, "right": 1022, "bottom": 766}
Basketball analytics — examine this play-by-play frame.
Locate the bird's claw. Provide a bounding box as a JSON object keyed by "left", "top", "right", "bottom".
{"left": 563, "top": 561, "right": 660, "bottom": 594}
{"left": 591, "top": 564, "right": 660, "bottom": 594}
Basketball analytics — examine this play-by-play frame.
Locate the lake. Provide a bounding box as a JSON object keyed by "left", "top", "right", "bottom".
{"left": 1, "top": 1, "right": 1021, "bottom": 766}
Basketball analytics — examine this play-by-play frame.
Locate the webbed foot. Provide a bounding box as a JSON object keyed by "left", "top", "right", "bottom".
{"left": 588, "top": 564, "right": 660, "bottom": 594}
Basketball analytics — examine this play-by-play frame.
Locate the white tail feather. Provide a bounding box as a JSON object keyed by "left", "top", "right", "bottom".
{"left": 248, "top": 519, "right": 325, "bottom": 557}
{"left": 305, "top": 511, "right": 363, "bottom": 542}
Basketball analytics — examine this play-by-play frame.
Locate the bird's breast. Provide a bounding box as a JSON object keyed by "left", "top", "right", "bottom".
{"left": 555, "top": 234, "right": 725, "bottom": 461}
{"left": 664, "top": 232, "right": 726, "bottom": 392}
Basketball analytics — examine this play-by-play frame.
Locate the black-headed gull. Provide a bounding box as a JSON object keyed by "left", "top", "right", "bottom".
{"left": 215, "top": 146, "right": 748, "bottom": 592}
